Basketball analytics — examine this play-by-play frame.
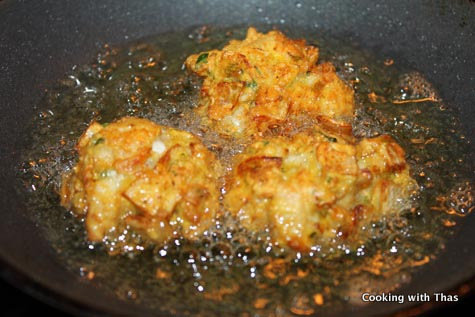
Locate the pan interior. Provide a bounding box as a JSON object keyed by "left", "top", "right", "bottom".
{"left": 15, "top": 25, "right": 474, "bottom": 316}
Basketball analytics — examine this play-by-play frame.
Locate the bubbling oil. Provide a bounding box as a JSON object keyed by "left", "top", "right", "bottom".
{"left": 17, "top": 26, "right": 474, "bottom": 315}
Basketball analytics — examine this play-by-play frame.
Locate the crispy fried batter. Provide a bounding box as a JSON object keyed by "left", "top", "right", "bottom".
{"left": 60, "top": 117, "right": 220, "bottom": 245}
{"left": 186, "top": 27, "right": 354, "bottom": 138}
{"left": 60, "top": 28, "right": 417, "bottom": 255}
{"left": 224, "top": 132, "right": 417, "bottom": 251}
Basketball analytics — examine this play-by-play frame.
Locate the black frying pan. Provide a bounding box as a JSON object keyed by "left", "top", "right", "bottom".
{"left": 1, "top": 0, "right": 474, "bottom": 316}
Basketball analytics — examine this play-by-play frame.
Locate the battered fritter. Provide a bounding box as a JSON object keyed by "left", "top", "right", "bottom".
{"left": 60, "top": 117, "right": 220, "bottom": 246}
{"left": 60, "top": 29, "right": 416, "bottom": 254}
{"left": 224, "top": 131, "right": 417, "bottom": 251}
{"left": 186, "top": 27, "right": 354, "bottom": 138}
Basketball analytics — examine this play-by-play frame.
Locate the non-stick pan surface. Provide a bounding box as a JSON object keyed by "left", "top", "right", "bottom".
{"left": 1, "top": 0, "right": 474, "bottom": 316}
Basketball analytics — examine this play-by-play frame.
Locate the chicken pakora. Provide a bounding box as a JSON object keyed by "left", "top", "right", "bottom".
{"left": 60, "top": 117, "right": 220, "bottom": 248}
{"left": 186, "top": 27, "right": 354, "bottom": 138}
{"left": 224, "top": 131, "right": 417, "bottom": 251}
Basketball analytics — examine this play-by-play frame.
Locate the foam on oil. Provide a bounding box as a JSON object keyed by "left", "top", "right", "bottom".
{"left": 17, "top": 26, "right": 474, "bottom": 315}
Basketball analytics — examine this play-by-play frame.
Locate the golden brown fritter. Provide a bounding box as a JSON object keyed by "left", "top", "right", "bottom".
{"left": 186, "top": 27, "right": 354, "bottom": 138}
{"left": 224, "top": 131, "right": 417, "bottom": 251}
{"left": 60, "top": 117, "right": 220, "bottom": 246}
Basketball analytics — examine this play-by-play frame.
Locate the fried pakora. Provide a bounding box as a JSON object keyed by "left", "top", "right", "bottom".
{"left": 186, "top": 27, "right": 354, "bottom": 138}
{"left": 60, "top": 117, "right": 220, "bottom": 247}
{"left": 224, "top": 131, "right": 417, "bottom": 251}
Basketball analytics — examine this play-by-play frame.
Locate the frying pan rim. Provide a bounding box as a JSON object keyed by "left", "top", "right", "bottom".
{"left": 1, "top": 0, "right": 474, "bottom": 315}
{"left": 0, "top": 258, "right": 105, "bottom": 316}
